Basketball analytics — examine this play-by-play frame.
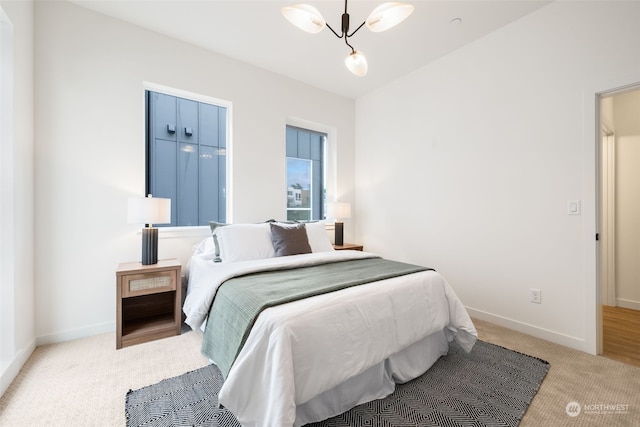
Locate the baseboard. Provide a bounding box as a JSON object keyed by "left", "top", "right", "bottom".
{"left": 465, "top": 306, "right": 589, "bottom": 353}
{"left": 1, "top": 339, "right": 36, "bottom": 397}
{"left": 35, "top": 321, "right": 115, "bottom": 346}
{"left": 615, "top": 298, "right": 640, "bottom": 311}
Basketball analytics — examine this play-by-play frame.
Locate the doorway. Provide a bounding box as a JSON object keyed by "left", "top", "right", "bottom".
{"left": 598, "top": 87, "right": 640, "bottom": 367}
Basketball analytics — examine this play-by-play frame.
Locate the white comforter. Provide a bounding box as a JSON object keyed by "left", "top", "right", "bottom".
{"left": 184, "top": 251, "right": 477, "bottom": 427}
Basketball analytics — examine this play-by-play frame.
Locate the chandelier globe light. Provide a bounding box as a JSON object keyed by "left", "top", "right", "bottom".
{"left": 281, "top": 1, "right": 414, "bottom": 77}
{"left": 366, "top": 2, "right": 415, "bottom": 32}
{"left": 345, "top": 51, "right": 368, "bottom": 77}
{"left": 281, "top": 4, "right": 326, "bottom": 34}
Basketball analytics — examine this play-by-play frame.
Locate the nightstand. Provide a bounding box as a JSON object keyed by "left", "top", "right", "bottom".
{"left": 116, "top": 259, "right": 182, "bottom": 349}
{"left": 333, "top": 243, "right": 364, "bottom": 251}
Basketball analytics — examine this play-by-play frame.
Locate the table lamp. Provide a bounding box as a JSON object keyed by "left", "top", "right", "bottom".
{"left": 326, "top": 201, "right": 351, "bottom": 246}
{"left": 128, "top": 194, "right": 171, "bottom": 265}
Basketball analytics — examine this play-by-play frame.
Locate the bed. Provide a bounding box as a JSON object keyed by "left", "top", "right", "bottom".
{"left": 183, "top": 221, "right": 477, "bottom": 427}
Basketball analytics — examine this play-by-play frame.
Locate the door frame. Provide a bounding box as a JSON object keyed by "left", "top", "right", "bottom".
{"left": 590, "top": 78, "right": 640, "bottom": 356}
{"left": 599, "top": 123, "right": 615, "bottom": 307}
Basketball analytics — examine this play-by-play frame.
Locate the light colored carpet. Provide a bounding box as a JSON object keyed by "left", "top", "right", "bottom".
{"left": 477, "top": 320, "right": 639, "bottom": 427}
{"left": 0, "top": 328, "right": 208, "bottom": 426}
{"left": 1, "top": 319, "right": 638, "bottom": 426}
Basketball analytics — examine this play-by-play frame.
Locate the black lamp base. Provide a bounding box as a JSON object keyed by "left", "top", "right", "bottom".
{"left": 334, "top": 221, "right": 344, "bottom": 246}
{"left": 141, "top": 227, "right": 158, "bottom": 265}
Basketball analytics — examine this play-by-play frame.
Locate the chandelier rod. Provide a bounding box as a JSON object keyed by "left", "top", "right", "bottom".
{"left": 344, "top": 36, "right": 356, "bottom": 54}
{"left": 347, "top": 21, "right": 366, "bottom": 38}
{"left": 325, "top": 0, "right": 367, "bottom": 41}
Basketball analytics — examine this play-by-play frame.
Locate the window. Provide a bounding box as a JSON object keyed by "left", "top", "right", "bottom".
{"left": 286, "top": 126, "right": 326, "bottom": 221}
{"left": 146, "top": 90, "right": 228, "bottom": 226}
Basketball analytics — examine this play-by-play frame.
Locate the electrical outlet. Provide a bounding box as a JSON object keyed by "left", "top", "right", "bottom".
{"left": 530, "top": 288, "right": 541, "bottom": 304}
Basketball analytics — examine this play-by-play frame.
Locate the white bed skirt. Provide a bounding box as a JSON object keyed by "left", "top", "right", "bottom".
{"left": 293, "top": 330, "right": 449, "bottom": 426}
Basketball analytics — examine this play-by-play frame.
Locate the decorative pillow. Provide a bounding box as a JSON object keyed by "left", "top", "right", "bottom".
{"left": 304, "top": 221, "right": 335, "bottom": 252}
{"left": 208, "top": 221, "right": 228, "bottom": 262}
{"left": 215, "top": 223, "right": 276, "bottom": 262}
{"left": 270, "top": 223, "right": 312, "bottom": 257}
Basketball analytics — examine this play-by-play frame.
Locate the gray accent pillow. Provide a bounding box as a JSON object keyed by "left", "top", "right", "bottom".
{"left": 208, "top": 221, "right": 228, "bottom": 262}
{"left": 269, "top": 223, "right": 311, "bottom": 257}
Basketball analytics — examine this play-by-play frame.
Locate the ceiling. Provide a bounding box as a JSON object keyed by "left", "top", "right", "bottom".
{"left": 69, "top": 0, "right": 551, "bottom": 99}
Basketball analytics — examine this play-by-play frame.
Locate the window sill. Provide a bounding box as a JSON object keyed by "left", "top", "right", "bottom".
{"left": 134, "top": 226, "right": 211, "bottom": 239}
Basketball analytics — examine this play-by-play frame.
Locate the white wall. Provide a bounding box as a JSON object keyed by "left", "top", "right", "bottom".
{"left": 33, "top": 1, "right": 355, "bottom": 344}
{"left": 354, "top": 1, "right": 640, "bottom": 353}
{"left": 614, "top": 90, "right": 640, "bottom": 310}
{"left": 0, "top": 0, "right": 35, "bottom": 395}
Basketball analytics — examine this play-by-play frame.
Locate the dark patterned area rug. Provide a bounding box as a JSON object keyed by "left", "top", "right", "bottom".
{"left": 125, "top": 340, "right": 549, "bottom": 427}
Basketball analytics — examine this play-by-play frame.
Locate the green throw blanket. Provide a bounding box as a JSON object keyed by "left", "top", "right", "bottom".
{"left": 202, "top": 257, "right": 431, "bottom": 378}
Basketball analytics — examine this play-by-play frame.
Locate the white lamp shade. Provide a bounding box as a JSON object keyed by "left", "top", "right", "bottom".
{"left": 282, "top": 4, "right": 326, "bottom": 34}
{"left": 345, "top": 51, "right": 368, "bottom": 76}
{"left": 127, "top": 196, "right": 171, "bottom": 225}
{"left": 326, "top": 201, "right": 351, "bottom": 221}
{"left": 366, "top": 2, "right": 414, "bottom": 33}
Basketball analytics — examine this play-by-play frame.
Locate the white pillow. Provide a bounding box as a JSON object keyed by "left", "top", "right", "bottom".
{"left": 193, "top": 236, "right": 216, "bottom": 255}
{"left": 305, "top": 221, "right": 335, "bottom": 253}
{"left": 215, "top": 223, "right": 276, "bottom": 262}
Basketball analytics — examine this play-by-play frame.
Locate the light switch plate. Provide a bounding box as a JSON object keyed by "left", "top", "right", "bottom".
{"left": 568, "top": 200, "right": 581, "bottom": 215}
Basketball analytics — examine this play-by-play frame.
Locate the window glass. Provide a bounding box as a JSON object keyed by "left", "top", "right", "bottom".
{"left": 287, "top": 158, "right": 312, "bottom": 221}
{"left": 286, "top": 126, "right": 325, "bottom": 221}
{"left": 146, "top": 90, "right": 227, "bottom": 226}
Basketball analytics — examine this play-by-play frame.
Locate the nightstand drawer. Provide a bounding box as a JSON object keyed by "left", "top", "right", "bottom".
{"left": 121, "top": 270, "right": 177, "bottom": 298}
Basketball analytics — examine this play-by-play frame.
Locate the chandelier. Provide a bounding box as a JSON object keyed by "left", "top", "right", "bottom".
{"left": 281, "top": 1, "right": 414, "bottom": 77}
